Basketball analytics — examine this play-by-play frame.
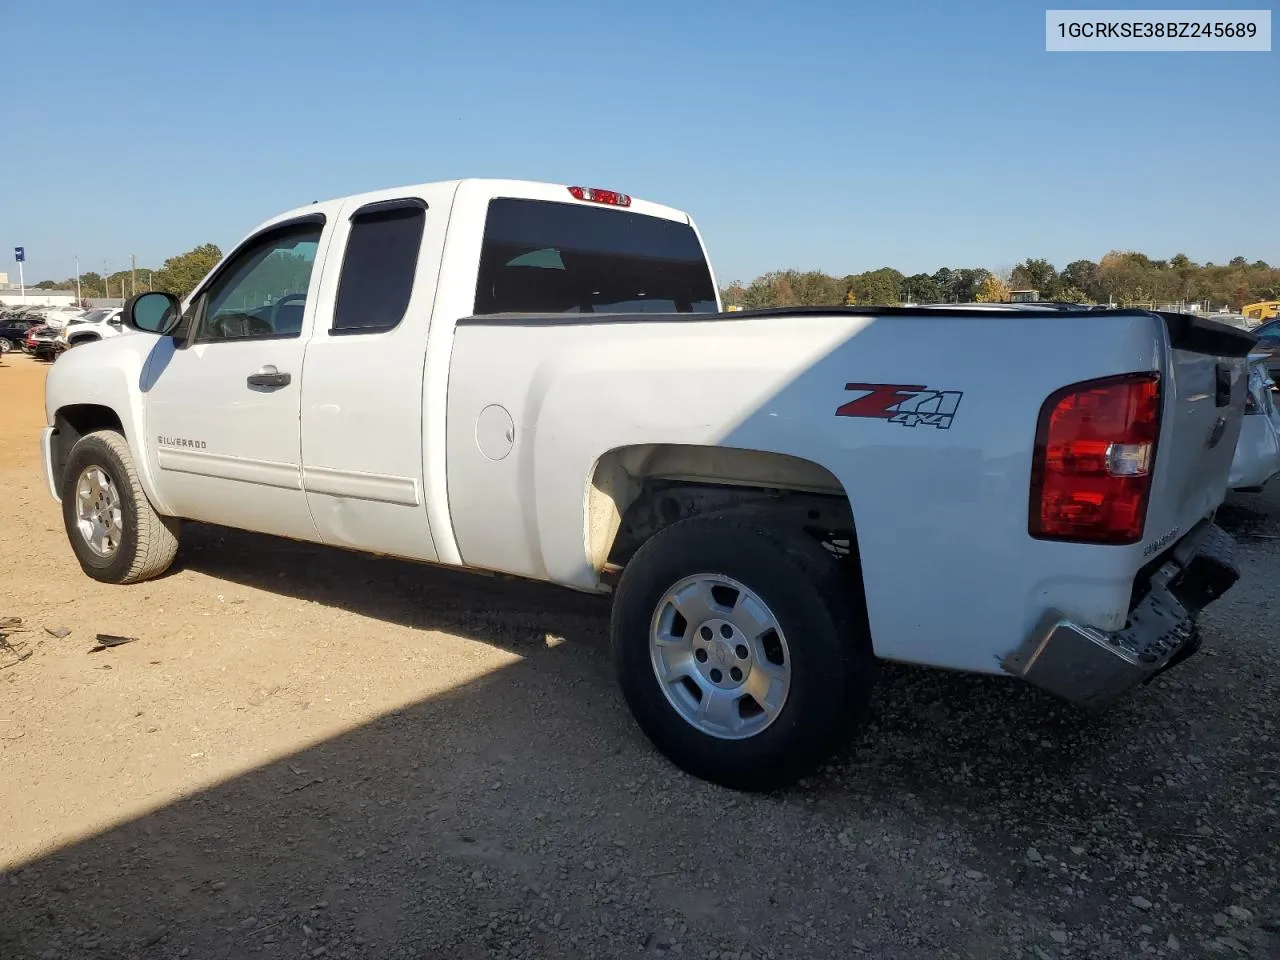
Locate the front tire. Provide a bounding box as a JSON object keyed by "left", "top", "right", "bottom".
{"left": 60, "top": 430, "right": 181, "bottom": 584}
{"left": 611, "top": 515, "right": 875, "bottom": 791}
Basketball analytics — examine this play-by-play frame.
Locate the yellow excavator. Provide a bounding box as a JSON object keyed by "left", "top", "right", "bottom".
{"left": 1242, "top": 300, "right": 1279, "bottom": 325}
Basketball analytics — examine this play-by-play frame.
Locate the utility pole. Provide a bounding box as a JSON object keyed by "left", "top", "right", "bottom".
{"left": 75, "top": 256, "right": 81, "bottom": 304}
{"left": 131, "top": 253, "right": 136, "bottom": 297}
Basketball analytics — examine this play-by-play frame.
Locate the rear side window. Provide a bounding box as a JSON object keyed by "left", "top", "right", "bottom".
{"left": 474, "top": 198, "right": 718, "bottom": 316}
{"left": 332, "top": 199, "right": 426, "bottom": 334}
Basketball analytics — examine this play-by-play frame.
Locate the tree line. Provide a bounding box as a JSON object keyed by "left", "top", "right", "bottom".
{"left": 721, "top": 252, "right": 1280, "bottom": 311}
{"left": 32, "top": 244, "right": 1280, "bottom": 313}
{"left": 31, "top": 244, "right": 223, "bottom": 302}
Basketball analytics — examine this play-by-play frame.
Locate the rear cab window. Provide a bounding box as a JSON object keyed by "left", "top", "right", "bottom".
{"left": 473, "top": 198, "right": 718, "bottom": 316}
{"left": 331, "top": 198, "right": 427, "bottom": 335}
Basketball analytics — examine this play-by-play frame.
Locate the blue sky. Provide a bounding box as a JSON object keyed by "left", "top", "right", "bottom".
{"left": 2, "top": 0, "right": 1276, "bottom": 287}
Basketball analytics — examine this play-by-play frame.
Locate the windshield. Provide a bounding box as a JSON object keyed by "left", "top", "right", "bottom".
{"left": 78, "top": 309, "right": 110, "bottom": 324}
{"left": 474, "top": 198, "right": 718, "bottom": 316}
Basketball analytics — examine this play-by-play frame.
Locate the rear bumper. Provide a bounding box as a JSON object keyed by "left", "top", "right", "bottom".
{"left": 1002, "top": 522, "right": 1239, "bottom": 709}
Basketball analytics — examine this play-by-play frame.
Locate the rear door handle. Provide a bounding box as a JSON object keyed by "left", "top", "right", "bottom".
{"left": 1214, "top": 363, "right": 1231, "bottom": 407}
{"left": 247, "top": 367, "right": 291, "bottom": 388}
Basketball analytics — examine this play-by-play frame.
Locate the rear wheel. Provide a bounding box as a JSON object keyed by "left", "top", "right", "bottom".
{"left": 611, "top": 515, "right": 875, "bottom": 791}
{"left": 60, "top": 430, "right": 181, "bottom": 584}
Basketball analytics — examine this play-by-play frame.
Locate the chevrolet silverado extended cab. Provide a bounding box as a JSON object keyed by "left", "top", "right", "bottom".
{"left": 40, "top": 178, "right": 1256, "bottom": 790}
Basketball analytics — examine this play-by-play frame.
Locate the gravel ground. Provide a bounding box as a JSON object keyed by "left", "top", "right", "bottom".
{"left": 1, "top": 354, "right": 1277, "bottom": 959}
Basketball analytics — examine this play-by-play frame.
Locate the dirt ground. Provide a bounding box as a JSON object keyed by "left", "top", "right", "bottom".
{"left": 1, "top": 351, "right": 1278, "bottom": 960}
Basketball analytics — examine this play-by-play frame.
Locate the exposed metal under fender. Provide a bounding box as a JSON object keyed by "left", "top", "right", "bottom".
{"left": 1003, "top": 522, "right": 1240, "bottom": 710}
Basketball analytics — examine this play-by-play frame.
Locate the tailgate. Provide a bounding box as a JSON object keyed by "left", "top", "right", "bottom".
{"left": 1143, "top": 312, "right": 1257, "bottom": 549}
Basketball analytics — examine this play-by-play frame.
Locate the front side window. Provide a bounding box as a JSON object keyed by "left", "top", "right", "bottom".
{"left": 474, "top": 198, "right": 718, "bottom": 316}
{"left": 196, "top": 221, "right": 323, "bottom": 342}
{"left": 331, "top": 200, "right": 426, "bottom": 334}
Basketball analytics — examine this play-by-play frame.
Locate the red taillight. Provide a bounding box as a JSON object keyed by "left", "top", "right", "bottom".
{"left": 568, "top": 186, "right": 631, "bottom": 207}
{"left": 1029, "top": 372, "right": 1161, "bottom": 545}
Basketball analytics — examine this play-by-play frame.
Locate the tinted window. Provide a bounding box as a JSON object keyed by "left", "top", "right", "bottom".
{"left": 332, "top": 200, "right": 426, "bottom": 334}
{"left": 474, "top": 198, "right": 717, "bottom": 316}
{"left": 197, "top": 222, "right": 323, "bottom": 342}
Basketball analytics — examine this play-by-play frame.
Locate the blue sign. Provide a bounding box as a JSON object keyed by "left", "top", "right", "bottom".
{"left": 14, "top": 247, "right": 24, "bottom": 262}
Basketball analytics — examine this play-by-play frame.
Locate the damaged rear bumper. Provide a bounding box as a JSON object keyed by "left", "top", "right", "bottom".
{"left": 1002, "top": 522, "right": 1239, "bottom": 710}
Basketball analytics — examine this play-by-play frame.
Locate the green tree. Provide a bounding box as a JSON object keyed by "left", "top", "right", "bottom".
{"left": 1061, "top": 260, "right": 1101, "bottom": 301}
{"left": 957, "top": 268, "right": 992, "bottom": 302}
{"left": 1010, "top": 258, "right": 1061, "bottom": 298}
{"left": 847, "top": 267, "right": 905, "bottom": 306}
{"left": 154, "top": 243, "right": 223, "bottom": 300}
{"left": 903, "top": 273, "right": 941, "bottom": 303}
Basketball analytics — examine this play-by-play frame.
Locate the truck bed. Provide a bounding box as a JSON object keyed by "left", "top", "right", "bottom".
{"left": 446, "top": 304, "right": 1255, "bottom": 674}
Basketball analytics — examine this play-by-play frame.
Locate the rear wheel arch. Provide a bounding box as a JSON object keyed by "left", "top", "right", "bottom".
{"left": 586, "top": 443, "right": 873, "bottom": 652}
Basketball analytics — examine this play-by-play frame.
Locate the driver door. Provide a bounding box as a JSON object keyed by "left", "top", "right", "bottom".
{"left": 143, "top": 215, "right": 330, "bottom": 541}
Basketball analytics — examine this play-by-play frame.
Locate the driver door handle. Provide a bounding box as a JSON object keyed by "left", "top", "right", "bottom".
{"left": 247, "top": 367, "right": 291, "bottom": 388}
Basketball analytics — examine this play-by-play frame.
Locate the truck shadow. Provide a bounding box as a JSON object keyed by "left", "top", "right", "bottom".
{"left": 175, "top": 521, "right": 1257, "bottom": 835}
{"left": 172, "top": 521, "right": 613, "bottom": 655}
{"left": 2, "top": 524, "right": 1272, "bottom": 958}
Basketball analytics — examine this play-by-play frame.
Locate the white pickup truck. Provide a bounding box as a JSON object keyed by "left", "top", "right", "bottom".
{"left": 41, "top": 178, "right": 1256, "bottom": 790}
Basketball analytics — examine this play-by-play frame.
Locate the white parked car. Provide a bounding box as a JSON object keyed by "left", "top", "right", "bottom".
{"left": 39, "top": 178, "right": 1255, "bottom": 790}
{"left": 34, "top": 305, "right": 85, "bottom": 331}
{"left": 54, "top": 307, "right": 126, "bottom": 352}
{"left": 1228, "top": 353, "right": 1280, "bottom": 492}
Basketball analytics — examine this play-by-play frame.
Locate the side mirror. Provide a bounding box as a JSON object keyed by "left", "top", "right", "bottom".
{"left": 107, "top": 315, "right": 123, "bottom": 326}
{"left": 124, "top": 291, "right": 181, "bottom": 336}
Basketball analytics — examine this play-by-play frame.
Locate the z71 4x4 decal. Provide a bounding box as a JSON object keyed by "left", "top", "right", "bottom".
{"left": 835, "top": 383, "right": 964, "bottom": 430}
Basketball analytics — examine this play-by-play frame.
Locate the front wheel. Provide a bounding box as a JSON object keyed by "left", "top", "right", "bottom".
{"left": 610, "top": 515, "right": 875, "bottom": 791}
{"left": 60, "top": 429, "right": 181, "bottom": 584}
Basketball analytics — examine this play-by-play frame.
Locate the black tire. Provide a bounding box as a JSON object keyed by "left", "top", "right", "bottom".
{"left": 61, "top": 429, "right": 181, "bottom": 584}
{"left": 610, "top": 514, "right": 875, "bottom": 791}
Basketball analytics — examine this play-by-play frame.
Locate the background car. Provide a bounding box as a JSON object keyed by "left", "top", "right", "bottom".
{"left": 1, "top": 317, "right": 41, "bottom": 351}
{"left": 23, "top": 325, "right": 60, "bottom": 361}
{"left": 1249, "top": 316, "right": 1280, "bottom": 386}
{"left": 1229, "top": 353, "right": 1280, "bottom": 492}
{"left": 53, "top": 307, "right": 125, "bottom": 354}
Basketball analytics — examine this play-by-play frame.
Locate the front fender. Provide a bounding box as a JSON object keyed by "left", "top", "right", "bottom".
{"left": 44, "top": 335, "right": 171, "bottom": 515}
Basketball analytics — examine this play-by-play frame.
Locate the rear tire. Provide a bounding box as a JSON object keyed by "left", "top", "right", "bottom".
{"left": 61, "top": 430, "right": 181, "bottom": 584}
{"left": 611, "top": 514, "right": 875, "bottom": 791}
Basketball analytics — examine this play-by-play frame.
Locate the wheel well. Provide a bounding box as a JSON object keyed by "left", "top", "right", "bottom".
{"left": 68, "top": 333, "right": 101, "bottom": 345}
{"left": 589, "top": 442, "right": 862, "bottom": 571}
{"left": 589, "top": 444, "right": 872, "bottom": 650}
{"left": 52, "top": 405, "right": 124, "bottom": 486}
